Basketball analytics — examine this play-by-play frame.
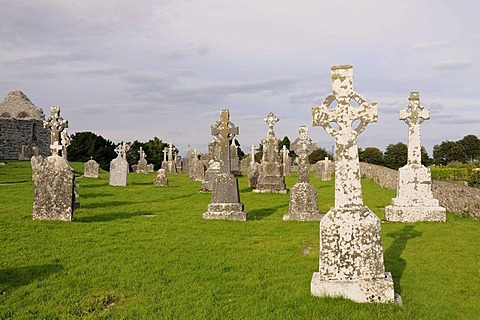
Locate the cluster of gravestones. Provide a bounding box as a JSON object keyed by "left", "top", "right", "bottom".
{"left": 31, "top": 64, "right": 447, "bottom": 304}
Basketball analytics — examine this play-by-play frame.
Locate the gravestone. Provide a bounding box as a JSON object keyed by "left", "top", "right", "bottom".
{"left": 247, "top": 144, "right": 259, "bottom": 188}
{"left": 154, "top": 168, "right": 168, "bottom": 187}
{"left": 202, "top": 109, "right": 248, "bottom": 221}
{"left": 253, "top": 112, "right": 287, "bottom": 194}
{"left": 315, "top": 157, "right": 334, "bottom": 181}
{"left": 136, "top": 147, "right": 148, "bottom": 174}
{"left": 282, "top": 145, "right": 291, "bottom": 176}
{"left": 30, "top": 146, "right": 43, "bottom": 180}
{"left": 109, "top": 141, "right": 130, "bottom": 186}
{"left": 310, "top": 65, "right": 396, "bottom": 303}
{"left": 147, "top": 164, "right": 155, "bottom": 173}
{"left": 189, "top": 149, "right": 205, "bottom": 181}
{"left": 166, "top": 143, "right": 177, "bottom": 173}
{"left": 161, "top": 147, "right": 168, "bottom": 170}
{"left": 32, "top": 106, "right": 75, "bottom": 221}
{"left": 84, "top": 157, "right": 100, "bottom": 178}
{"left": 385, "top": 92, "right": 446, "bottom": 222}
{"left": 230, "top": 137, "right": 241, "bottom": 176}
{"left": 183, "top": 145, "right": 194, "bottom": 173}
{"left": 202, "top": 138, "right": 221, "bottom": 191}
{"left": 283, "top": 126, "right": 322, "bottom": 221}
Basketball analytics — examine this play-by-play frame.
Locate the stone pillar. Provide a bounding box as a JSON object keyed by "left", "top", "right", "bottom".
{"left": 283, "top": 125, "right": 323, "bottom": 221}
{"left": 385, "top": 92, "right": 446, "bottom": 222}
{"left": 202, "top": 109, "right": 248, "bottom": 221}
{"left": 310, "top": 65, "right": 396, "bottom": 303}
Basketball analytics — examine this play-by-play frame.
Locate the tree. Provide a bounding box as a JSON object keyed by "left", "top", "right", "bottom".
{"left": 359, "top": 147, "right": 383, "bottom": 165}
{"left": 433, "top": 140, "right": 466, "bottom": 166}
{"left": 308, "top": 147, "right": 330, "bottom": 164}
{"left": 143, "top": 137, "right": 166, "bottom": 170}
{"left": 459, "top": 134, "right": 480, "bottom": 162}
{"left": 67, "top": 131, "right": 116, "bottom": 171}
{"left": 421, "top": 146, "right": 433, "bottom": 166}
{"left": 383, "top": 142, "right": 407, "bottom": 170}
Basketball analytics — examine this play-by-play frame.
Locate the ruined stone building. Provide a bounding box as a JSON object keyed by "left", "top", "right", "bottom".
{"left": 0, "top": 91, "right": 50, "bottom": 159}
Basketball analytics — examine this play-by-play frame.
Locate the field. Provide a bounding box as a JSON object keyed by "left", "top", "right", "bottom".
{"left": 0, "top": 161, "right": 479, "bottom": 319}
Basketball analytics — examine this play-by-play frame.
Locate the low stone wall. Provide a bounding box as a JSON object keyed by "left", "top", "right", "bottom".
{"left": 359, "top": 162, "right": 480, "bottom": 220}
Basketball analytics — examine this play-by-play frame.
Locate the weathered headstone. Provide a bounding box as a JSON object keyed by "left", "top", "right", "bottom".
{"left": 202, "top": 138, "right": 221, "bottom": 191}
{"left": 283, "top": 125, "right": 322, "bottom": 221}
{"left": 154, "top": 168, "right": 168, "bottom": 187}
{"left": 30, "top": 146, "right": 43, "bottom": 180}
{"left": 202, "top": 109, "right": 248, "bottom": 221}
{"left": 246, "top": 144, "right": 259, "bottom": 188}
{"left": 230, "top": 137, "right": 241, "bottom": 176}
{"left": 109, "top": 141, "right": 130, "bottom": 187}
{"left": 136, "top": 147, "right": 148, "bottom": 174}
{"left": 253, "top": 112, "right": 287, "bottom": 194}
{"left": 385, "top": 92, "right": 446, "bottom": 222}
{"left": 189, "top": 149, "right": 206, "bottom": 181}
{"left": 161, "top": 147, "right": 168, "bottom": 170}
{"left": 147, "top": 163, "right": 155, "bottom": 173}
{"left": 166, "top": 143, "right": 177, "bottom": 173}
{"left": 315, "top": 157, "right": 334, "bottom": 181}
{"left": 84, "top": 157, "right": 100, "bottom": 178}
{"left": 282, "top": 145, "right": 291, "bottom": 176}
{"left": 310, "top": 65, "right": 396, "bottom": 303}
{"left": 183, "top": 145, "right": 193, "bottom": 173}
{"left": 32, "top": 106, "right": 75, "bottom": 221}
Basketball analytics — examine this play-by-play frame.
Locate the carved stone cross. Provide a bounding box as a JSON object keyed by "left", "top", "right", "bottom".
{"left": 163, "top": 148, "right": 168, "bottom": 162}
{"left": 312, "top": 65, "right": 377, "bottom": 207}
{"left": 114, "top": 141, "right": 130, "bottom": 159}
{"left": 44, "top": 106, "right": 68, "bottom": 156}
{"left": 400, "top": 92, "right": 430, "bottom": 165}
{"left": 211, "top": 109, "right": 238, "bottom": 173}
{"left": 138, "top": 146, "right": 146, "bottom": 160}
{"left": 263, "top": 111, "right": 279, "bottom": 135}
{"left": 291, "top": 125, "right": 317, "bottom": 183}
{"left": 168, "top": 143, "right": 174, "bottom": 161}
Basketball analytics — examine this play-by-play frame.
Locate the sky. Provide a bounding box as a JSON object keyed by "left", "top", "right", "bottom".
{"left": 0, "top": 0, "right": 479, "bottom": 157}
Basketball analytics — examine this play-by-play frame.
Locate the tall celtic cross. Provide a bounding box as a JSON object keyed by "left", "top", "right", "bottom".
{"left": 168, "top": 143, "right": 174, "bottom": 161}
{"left": 400, "top": 92, "right": 430, "bottom": 165}
{"left": 114, "top": 141, "right": 130, "bottom": 159}
{"left": 312, "top": 65, "right": 377, "bottom": 208}
{"left": 138, "top": 147, "right": 146, "bottom": 161}
{"left": 211, "top": 109, "right": 238, "bottom": 174}
{"left": 43, "top": 106, "right": 68, "bottom": 156}
{"left": 291, "top": 125, "right": 317, "bottom": 183}
{"left": 263, "top": 111, "right": 279, "bottom": 136}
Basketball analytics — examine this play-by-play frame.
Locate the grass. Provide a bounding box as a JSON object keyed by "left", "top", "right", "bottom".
{"left": 0, "top": 160, "right": 479, "bottom": 319}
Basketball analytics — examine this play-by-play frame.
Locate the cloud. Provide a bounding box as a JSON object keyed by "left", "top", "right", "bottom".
{"left": 432, "top": 60, "right": 473, "bottom": 70}
{"left": 413, "top": 41, "right": 450, "bottom": 50}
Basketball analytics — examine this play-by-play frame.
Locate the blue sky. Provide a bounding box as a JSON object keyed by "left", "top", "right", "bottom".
{"left": 0, "top": 0, "right": 478, "bottom": 156}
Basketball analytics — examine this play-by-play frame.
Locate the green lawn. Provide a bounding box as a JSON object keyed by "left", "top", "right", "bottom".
{"left": 0, "top": 161, "right": 479, "bottom": 319}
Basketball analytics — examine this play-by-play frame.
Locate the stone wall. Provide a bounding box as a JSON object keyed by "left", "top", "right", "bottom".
{"left": 359, "top": 162, "right": 480, "bottom": 220}
{"left": 0, "top": 118, "right": 50, "bottom": 159}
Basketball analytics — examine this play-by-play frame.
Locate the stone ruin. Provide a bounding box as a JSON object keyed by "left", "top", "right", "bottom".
{"left": 315, "top": 157, "right": 334, "bottom": 181}
{"left": 136, "top": 147, "right": 148, "bottom": 174}
{"left": 283, "top": 125, "right": 323, "bottom": 221}
{"left": 109, "top": 141, "right": 130, "bottom": 187}
{"left": 282, "top": 145, "right": 291, "bottom": 176}
{"left": 0, "top": 91, "right": 50, "bottom": 159}
{"left": 253, "top": 112, "right": 287, "bottom": 194}
{"left": 32, "top": 106, "right": 75, "bottom": 221}
{"left": 246, "top": 144, "right": 259, "bottom": 188}
{"left": 310, "top": 65, "right": 396, "bottom": 303}
{"left": 385, "top": 92, "right": 446, "bottom": 222}
{"left": 84, "top": 157, "right": 100, "bottom": 178}
{"left": 189, "top": 149, "right": 205, "bottom": 181}
{"left": 154, "top": 168, "right": 168, "bottom": 187}
{"left": 202, "top": 109, "right": 248, "bottom": 221}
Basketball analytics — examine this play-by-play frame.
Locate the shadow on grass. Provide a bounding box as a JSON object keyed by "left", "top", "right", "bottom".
{"left": 78, "top": 192, "right": 115, "bottom": 199}
{"left": 0, "top": 264, "right": 64, "bottom": 293}
{"left": 75, "top": 210, "right": 152, "bottom": 223}
{"left": 384, "top": 225, "right": 422, "bottom": 294}
{"left": 240, "top": 187, "right": 255, "bottom": 193}
{"left": 248, "top": 204, "right": 287, "bottom": 220}
{"left": 165, "top": 192, "right": 198, "bottom": 201}
{"left": 79, "top": 200, "right": 133, "bottom": 209}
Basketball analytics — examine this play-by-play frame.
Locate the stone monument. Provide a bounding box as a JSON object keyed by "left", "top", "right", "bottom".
{"left": 84, "top": 157, "right": 100, "bottom": 178}
{"left": 166, "top": 143, "right": 177, "bottom": 173}
{"left": 283, "top": 125, "right": 322, "bottom": 221}
{"left": 202, "top": 109, "right": 248, "bottom": 221}
{"left": 246, "top": 144, "right": 259, "bottom": 188}
{"left": 202, "top": 138, "right": 221, "bottom": 191}
{"left": 253, "top": 112, "right": 287, "bottom": 194}
{"left": 230, "top": 137, "right": 241, "bottom": 176}
{"left": 310, "top": 65, "right": 396, "bottom": 303}
{"left": 136, "top": 146, "right": 148, "bottom": 174}
{"left": 154, "top": 168, "right": 168, "bottom": 187}
{"left": 32, "top": 106, "right": 75, "bottom": 221}
{"left": 282, "top": 145, "right": 291, "bottom": 176}
{"left": 385, "top": 92, "right": 446, "bottom": 222}
{"left": 189, "top": 149, "right": 205, "bottom": 181}
{"left": 109, "top": 141, "right": 130, "bottom": 186}
{"left": 315, "top": 157, "right": 334, "bottom": 181}
{"left": 30, "top": 146, "right": 43, "bottom": 180}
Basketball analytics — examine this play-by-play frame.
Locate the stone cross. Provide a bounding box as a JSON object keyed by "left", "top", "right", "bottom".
{"left": 312, "top": 65, "right": 377, "bottom": 207}
{"left": 250, "top": 144, "right": 256, "bottom": 166}
{"left": 400, "top": 92, "right": 430, "bottom": 165}
{"left": 263, "top": 111, "right": 279, "bottom": 136}
{"left": 43, "top": 106, "right": 68, "bottom": 156}
{"left": 291, "top": 125, "right": 317, "bottom": 183}
{"left": 211, "top": 109, "right": 238, "bottom": 174}
{"left": 163, "top": 147, "right": 168, "bottom": 162}
{"left": 324, "top": 157, "right": 329, "bottom": 171}
{"left": 114, "top": 141, "right": 130, "bottom": 159}
{"left": 138, "top": 147, "right": 146, "bottom": 160}
{"left": 61, "top": 129, "right": 70, "bottom": 159}
{"left": 168, "top": 143, "right": 174, "bottom": 161}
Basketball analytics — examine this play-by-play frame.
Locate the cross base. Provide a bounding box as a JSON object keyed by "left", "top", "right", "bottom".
{"left": 311, "top": 272, "right": 397, "bottom": 303}
{"left": 385, "top": 205, "right": 446, "bottom": 222}
{"left": 202, "top": 203, "right": 248, "bottom": 221}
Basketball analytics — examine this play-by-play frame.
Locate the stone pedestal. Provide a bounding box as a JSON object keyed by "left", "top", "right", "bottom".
{"left": 136, "top": 159, "right": 147, "bottom": 173}
{"left": 283, "top": 183, "right": 323, "bottom": 221}
{"left": 109, "top": 157, "right": 128, "bottom": 186}
{"left": 385, "top": 164, "right": 446, "bottom": 222}
{"left": 203, "top": 173, "right": 248, "bottom": 220}
{"left": 33, "top": 155, "right": 75, "bottom": 221}
{"left": 311, "top": 206, "right": 395, "bottom": 303}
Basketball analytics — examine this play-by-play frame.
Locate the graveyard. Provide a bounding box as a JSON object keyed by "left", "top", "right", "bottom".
{"left": 0, "top": 160, "right": 479, "bottom": 319}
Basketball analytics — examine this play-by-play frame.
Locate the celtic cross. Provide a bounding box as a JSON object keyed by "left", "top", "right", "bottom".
{"left": 291, "top": 125, "right": 317, "bottom": 183}
{"left": 400, "top": 92, "right": 430, "bottom": 165}
{"left": 263, "top": 111, "right": 279, "bottom": 136}
{"left": 211, "top": 109, "right": 238, "bottom": 173}
{"left": 43, "top": 106, "right": 68, "bottom": 156}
